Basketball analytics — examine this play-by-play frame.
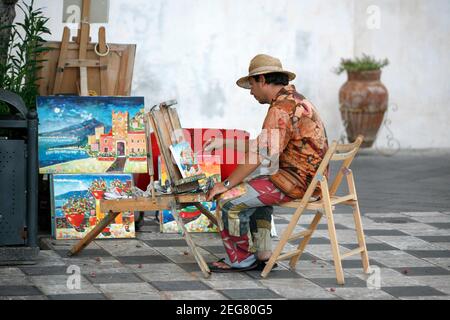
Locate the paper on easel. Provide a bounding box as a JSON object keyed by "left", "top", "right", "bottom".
{"left": 169, "top": 141, "right": 203, "bottom": 178}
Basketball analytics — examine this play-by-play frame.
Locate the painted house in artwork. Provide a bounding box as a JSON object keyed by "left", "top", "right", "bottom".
{"left": 98, "top": 131, "right": 114, "bottom": 154}
{"left": 127, "top": 132, "right": 146, "bottom": 156}
{"left": 88, "top": 111, "right": 146, "bottom": 157}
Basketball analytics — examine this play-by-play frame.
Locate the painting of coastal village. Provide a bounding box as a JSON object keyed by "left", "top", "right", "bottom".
{"left": 51, "top": 174, "right": 135, "bottom": 240}
{"left": 37, "top": 96, "right": 147, "bottom": 174}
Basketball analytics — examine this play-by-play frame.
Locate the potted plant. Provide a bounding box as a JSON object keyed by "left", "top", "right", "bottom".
{"left": 334, "top": 54, "right": 389, "bottom": 148}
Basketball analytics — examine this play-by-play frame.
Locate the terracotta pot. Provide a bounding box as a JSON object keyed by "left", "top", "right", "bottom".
{"left": 339, "top": 70, "right": 388, "bottom": 148}
{"left": 91, "top": 190, "right": 105, "bottom": 200}
{"left": 66, "top": 212, "right": 85, "bottom": 228}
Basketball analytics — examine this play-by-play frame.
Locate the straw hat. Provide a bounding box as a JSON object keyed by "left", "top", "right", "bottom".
{"left": 236, "top": 54, "right": 296, "bottom": 89}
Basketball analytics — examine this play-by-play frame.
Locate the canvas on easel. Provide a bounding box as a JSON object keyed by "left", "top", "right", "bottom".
{"left": 169, "top": 141, "right": 203, "bottom": 178}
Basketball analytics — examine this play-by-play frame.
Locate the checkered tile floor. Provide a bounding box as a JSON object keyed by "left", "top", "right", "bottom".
{"left": 1, "top": 210, "right": 450, "bottom": 300}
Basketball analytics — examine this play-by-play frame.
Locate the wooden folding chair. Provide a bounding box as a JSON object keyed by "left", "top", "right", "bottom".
{"left": 261, "top": 135, "right": 370, "bottom": 284}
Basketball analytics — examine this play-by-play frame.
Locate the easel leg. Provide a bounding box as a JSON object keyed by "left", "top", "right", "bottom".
{"left": 53, "top": 27, "right": 70, "bottom": 94}
{"left": 194, "top": 203, "right": 218, "bottom": 227}
{"left": 67, "top": 210, "right": 120, "bottom": 256}
{"left": 170, "top": 201, "right": 211, "bottom": 278}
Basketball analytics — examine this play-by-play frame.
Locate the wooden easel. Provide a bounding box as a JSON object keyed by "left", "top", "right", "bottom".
{"left": 53, "top": 0, "right": 109, "bottom": 96}
{"left": 67, "top": 101, "right": 219, "bottom": 278}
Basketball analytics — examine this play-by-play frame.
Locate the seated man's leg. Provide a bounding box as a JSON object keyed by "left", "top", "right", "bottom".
{"left": 213, "top": 202, "right": 258, "bottom": 270}
{"left": 251, "top": 206, "right": 273, "bottom": 261}
{"left": 246, "top": 176, "right": 292, "bottom": 260}
{"left": 213, "top": 176, "right": 291, "bottom": 270}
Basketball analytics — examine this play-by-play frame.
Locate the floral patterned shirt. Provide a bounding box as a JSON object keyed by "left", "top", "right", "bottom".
{"left": 253, "top": 84, "right": 329, "bottom": 193}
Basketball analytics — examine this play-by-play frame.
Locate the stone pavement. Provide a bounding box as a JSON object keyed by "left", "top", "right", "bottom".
{"left": 0, "top": 150, "right": 449, "bottom": 300}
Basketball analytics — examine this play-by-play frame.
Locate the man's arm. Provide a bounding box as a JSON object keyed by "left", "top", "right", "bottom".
{"left": 223, "top": 138, "right": 251, "bottom": 153}
{"left": 205, "top": 150, "right": 261, "bottom": 201}
{"left": 223, "top": 150, "right": 261, "bottom": 188}
{"left": 204, "top": 137, "right": 252, "bottom": 153}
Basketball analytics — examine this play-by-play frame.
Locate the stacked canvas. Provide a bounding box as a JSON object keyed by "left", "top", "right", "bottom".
{"left": 38, "top": 96, "right": 147, "bottom": 239}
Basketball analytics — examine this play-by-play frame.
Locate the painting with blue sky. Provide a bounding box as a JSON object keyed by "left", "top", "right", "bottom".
{"left": 52, "top": 174, "right": 135, "bottom": 239}
{"left": 37, "top": 96, "right": 147, "bottom": 174}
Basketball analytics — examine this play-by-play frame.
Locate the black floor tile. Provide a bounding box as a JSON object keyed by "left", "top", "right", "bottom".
{"left": 47, "top": 293, "right": 107, "bottom": 300}
{"left": 0, "top": 286, "right": 42, "bottom": 296}
{"left": 300, "top": 223, "right": 349, "bottom": 230}
{"left": 55, "top": 248, "right": 111, "bottom": 258}
{"left": 369, "top": 217, "right": 417, "bottom": 224}
{"left": 144, "top": 239, "right": 188, "bottom": 247}
{"left": 202, "top": 245, "right": 225, "bottom": 254}
{"left": 295, "top": 252, "right": 322, "bottom": 261}
{"left": 393, "top": 267, "right": 450, "bottom": 276}
{"left": 342, "top": 243, "right": 399, "bottom": 251}
{"left": 290, "top": 297, "right": 343, "bottom": 300}
{"left": 406, "top": 250, "right": 450, "bottom": 258}
{"left": 309, "top": 277, "right": 368, "bottom": 288}
{"left": 290, "top": 237, "right": 330, "bottom": 245}
{"left": 176, "top": 263, "right": 199, "bottom": 273}
{"left": 220, "top": 288, "right": 282, "bottom": 300}
{"left": 20, "top": 266, "right": 69, "bottom": 276}
{"left": 87, "top": 273, "right": 144, "bottom": 284}
{"left": 245, "top": 269, "right": 302, "bottom": 280}
{"left": 116, "top": 255, "right": 170, "bottom": 264}
{"left": 364, "top": 229, "right": 409, "bottom": 236}
{"left": 427, "top": 223, "right": 450, "bottom": 229}
{"left": 328, "top": 259, "right": 384, "bottom": 269}
{"left": 382, "top": 286, "right": 447, "bottom": 297}
{"left": 416, "top": 236, "right": 450, "bottom": 243}
{"left": 150, "top": 280, "right": 211, "bottom": 291}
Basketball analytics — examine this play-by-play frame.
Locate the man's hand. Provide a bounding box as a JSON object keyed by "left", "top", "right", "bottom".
{"left": 203, "top": 137, "right": 224, "bottom": 153}
{"left": 206, "top": 182, "right": 228, "bottom": 202}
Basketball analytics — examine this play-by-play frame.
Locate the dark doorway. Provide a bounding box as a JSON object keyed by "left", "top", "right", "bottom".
{"left": 117, "top": 141, "right": 125, "bottom": 157}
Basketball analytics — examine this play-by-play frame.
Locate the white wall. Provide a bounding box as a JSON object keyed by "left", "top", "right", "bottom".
{"left": 19, "top": 0, "right": 450, "bottom": 148}
{"left": 354, "top": 0, "right": 450, "bottom": 149}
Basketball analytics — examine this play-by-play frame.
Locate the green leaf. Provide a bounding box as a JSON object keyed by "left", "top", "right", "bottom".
{"left": 334, "top": 53, "right": 389, "bottom": 75}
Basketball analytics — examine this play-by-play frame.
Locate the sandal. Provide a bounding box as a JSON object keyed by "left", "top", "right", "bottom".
{"left": 208, "top": 258, "right": 259, "bottom": 273}
{"left": 255, "top": 259, "right": 278, "bottom": 271}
